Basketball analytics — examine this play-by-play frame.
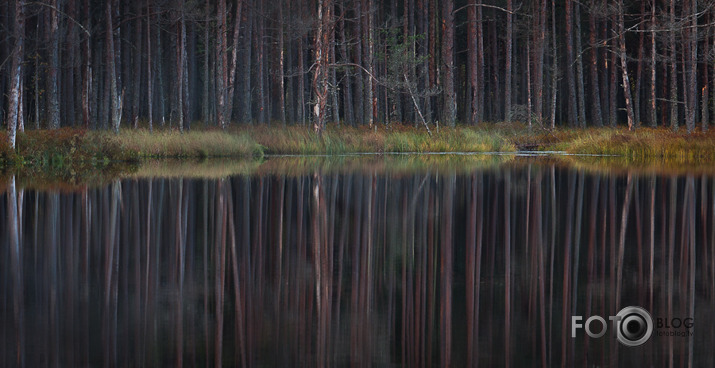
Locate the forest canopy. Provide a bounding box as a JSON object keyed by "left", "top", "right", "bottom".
{"left": 1, "top": 0, "right": 713, "bottom": 145}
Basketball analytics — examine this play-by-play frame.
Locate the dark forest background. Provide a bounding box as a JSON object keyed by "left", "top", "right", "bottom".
{"left": 1, "top": 0, "right": 713, "bottom": 138}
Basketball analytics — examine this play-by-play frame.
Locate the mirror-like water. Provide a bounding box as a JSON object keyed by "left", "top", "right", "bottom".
{"left": 1, "top": 157, "right": 714, "bottom": 367}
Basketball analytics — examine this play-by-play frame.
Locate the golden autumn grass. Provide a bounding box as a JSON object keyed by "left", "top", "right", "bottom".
{"left": 3, "top": 123, "right": 715, "bottom": 175}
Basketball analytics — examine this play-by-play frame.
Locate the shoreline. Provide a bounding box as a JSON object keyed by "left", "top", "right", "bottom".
{"left": 3, "top": 124, "right": 715, "bottom": 176}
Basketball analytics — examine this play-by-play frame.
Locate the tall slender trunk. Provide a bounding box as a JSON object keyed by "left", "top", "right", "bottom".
{"left": 534, "top": 0, "right": 547, "bottom": 125}
{"left": 255, "top": 0, "right": 266, "bottom": 124}
{"left": 48, "top": 0, "right": 60, "bottom": 129}
{"left": 575, "top": 1, "right": 586, "bottom": 127}
{"left": 175, "top": 3, "right": 186, "bottom": 132}
{"left": 107, "top": 0, "right": 120, "bottom": 133}
{"left": 565, "top": 0, "right": 577, "bottom": 126}
{"left": 702, "top": 14, "right": 709, "bottom": 131}
{"left": 147, "top": 1, "right": 153, "bottom": 131}
{"left": 353, "top": 0, "right": 364, "bottom": 124}
{"left": 550, "top": 0, "right": 557, "bottom": 129}
{"left": 241, "top": 7, "right": 253, "bottom": 124}
{"left": 225, "top": 0, "right": 244, "bottom": 125}
{"left": 505, "top": 0, "right": 513, "bottom": 122}
{"left": 476, "top": 0, "right": 484, "bottom": 123}
{"left": 364, "top": 0, "right": 375, "bottom": 127}
{"left": 330, "top": 21, "right": 339, "bottom": 125}
{"left": 609, "top": 17, "right": 617, "bottom": 127}
{"left": 278, "top": 0, "right": 286, "bottom": 126}
{"left": 650, "top": 0, "right": 657, "bottom": 127}
{"left": 338, "top": 3, "right": 354, "bottom": 126}
{"left": 442, "top": 0, "right": 455, "bottom": 126}
{"left": 634, "top": 1, "right": 647, "bottom": 126}
{"left": 313, "top": 0, "right": 333, "bottom": 135}
{"left": 217, "top": 0, "right": 227, "bottom": 129}
{"left": 202, "top": 0, "right": 209, "bottom": 125}
{"left": 617, "top": 0, "right": 635, "bottom": 130}
{"left": 670, "top": 0, "right": 678, "bottom": 129}
{"left": 156, "top": 10, "right": 165, "bottom": 126}
{"left": 132, "top": 2, "right": 142, "bottom": 129}
{"left": 81, "top": 0, "right": 92, "bottom": 129}
{"left": 685, "top": 0, "right": 698, "bottom": 132}
{"left": 468, "top": 0, "right": 478, "bottom": 125}
{"left": 588, "top": 0, "right": 602, "bottom": 126}
{"left": 7, "top": 0, "right": 24, "bottom": 149}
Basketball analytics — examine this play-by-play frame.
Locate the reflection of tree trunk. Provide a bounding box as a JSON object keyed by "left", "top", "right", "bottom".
{"left": 504, "top": 172, "right": 512, "bottom": 367}
{"left": 440, "top": 174, "right": 454, "bottom": 367}
{"left": 466, "top": 173, "right": 483, "bottom": 366}
{"left": 560, "top": 172, "right": 576, "bottom": 366}
{"left": 215, "top": 179, "right": 227, "bottom": 367}
{"left": 616, "top": 174, "right": 634, "bottom": 310}
{"left": 8, "top": 176, "right": 25, "bottom": 366}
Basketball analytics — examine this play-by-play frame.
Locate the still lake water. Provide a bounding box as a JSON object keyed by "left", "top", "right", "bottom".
{"left": 1, "top": 155, "right": 714, "bottom": 367}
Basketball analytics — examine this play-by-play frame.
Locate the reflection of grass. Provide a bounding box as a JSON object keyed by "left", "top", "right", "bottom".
{"left": 123, "top": 154, "right": 517, "bottom": 179}
{"left": 126, "top": 158, "right": 262, "bottom": 179}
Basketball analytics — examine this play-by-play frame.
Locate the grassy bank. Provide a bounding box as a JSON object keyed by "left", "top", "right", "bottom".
{"left": 3, "top": 124, "right": 715, "bottom": 172}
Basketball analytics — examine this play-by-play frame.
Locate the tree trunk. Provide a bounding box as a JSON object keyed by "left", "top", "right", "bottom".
{"left": 225, "top": 0, "right": 244, "bottom": 125}
{"left": 147, "top": 1, "right": 153, "bottom": 131}
{"left": 241, "top": 7, "right": 253, "bottom": 124}
{"left": 313, "top": 0, "right": 333, "bottom": 135}
{"left": 534, "top": 0, "right": 547, "bottom": 125}
{"left": 565, "top": 0, "right": 577, "bottom": 126}
{"left": 617, "top": 0, "right": 636, "bottom": 130}
{"left": 685, "top": 0, "right": 698, "bottom": 133}
{"left": 467, "top": 0, "right": 477, "bottom": 125}
{"left": 575, "top": 1, "right": 586, "bottom": 127}
{"left": 504, "top": 0, "right": 512, "bottom": 122}
{"left": 7, "top": 0, "right": 24, "bottom": 150}
{"left": 649, "top": 0, "right": 657, "bottom": 127}
{"left": 634, "top": 1, "right": 647, "bottom": 126}
{"left": 338, "top": 3, "right": 354, "bottom": 126}
{"left": 702, "top": 13, "right": 709, "bottom": 131}
{"left": 48, "top": 0, "right": 60, "bottom": 129}
{"left": 670, "top": 0, "right": 678, "bottom": 129}
{"left": 609, "top": 17, "right": 617, "bottom": 127}
{"left": 476, "top": 0, "right": 484, "bottom": 124}
{"left": 549, "top": 0, "right": 557, "bottom": 129}
{"left": 442, "top": 0, "right": 456, "bottom": 127}
{"left": 278, "top": 0, "right": 286, "bottom": 126}
{"left": 588, "top": 0, "right": 602, "bottom": 126}
{"left": 106, "top": 0, "right": 120, "bottom": 133}
{"left": 354, "top": 0, "right": 364, "bottom": 125}
{"left": 202, "top": 0, "right": 209, "bottom": 126}
{"left": 364, "top": 0, "right": 375, "bottom": 127}
{"left": 81, "top": 0, "right": 91, "bottom": 128}
{"left": 132, "top": 1, "right": 142, "bottom": 129}
{"left": 176, "top": 2, "right": 187, "bottom": 132}
{"left": 217, "top": 0, "right": 227, "bottom": 129}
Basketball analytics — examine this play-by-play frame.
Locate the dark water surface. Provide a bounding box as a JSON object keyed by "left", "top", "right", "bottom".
{"left": 1, "top": 156, "right": 714, "bottom": 367}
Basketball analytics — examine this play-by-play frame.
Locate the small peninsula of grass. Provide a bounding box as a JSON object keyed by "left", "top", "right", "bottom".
{"left": 3, "top": 124, "right": 715, "bottom": 178}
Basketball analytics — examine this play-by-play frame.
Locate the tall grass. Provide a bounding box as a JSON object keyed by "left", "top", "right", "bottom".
{"left": 101, "top": 129, "right": 263, "bottom": 158}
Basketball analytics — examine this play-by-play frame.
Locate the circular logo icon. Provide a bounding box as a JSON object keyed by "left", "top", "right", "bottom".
{"left": 615, "top": 306, "right": 653, "bottom": 347}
